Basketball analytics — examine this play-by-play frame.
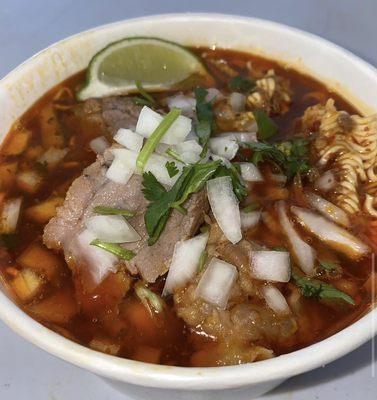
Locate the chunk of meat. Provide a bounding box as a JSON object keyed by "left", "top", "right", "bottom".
{"left": 73, "top": 97, "right": 142, "bottom": 136}
{"left": 43, "top": 157, "right": 208, "bottom": 284}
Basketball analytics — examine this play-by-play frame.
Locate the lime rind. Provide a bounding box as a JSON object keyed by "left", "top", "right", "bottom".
{"left": 77, "top": 37, "right": 210, "bottom": 101}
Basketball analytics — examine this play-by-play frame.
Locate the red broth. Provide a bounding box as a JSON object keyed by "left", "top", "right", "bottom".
{"left": 0, "top": 48, "right": 374, "bottom": 366}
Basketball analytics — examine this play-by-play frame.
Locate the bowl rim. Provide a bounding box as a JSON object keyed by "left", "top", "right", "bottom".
{"left": 0, "top": 12, "right": 376, "bottom": 390}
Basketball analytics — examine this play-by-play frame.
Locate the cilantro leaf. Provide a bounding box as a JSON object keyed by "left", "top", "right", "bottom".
{"left": 292, "top": 271, "right": 355, "bottom": 305}
{"left": 142, "top": 161, "right": 221, "bottom": 245}
{"left": 229, "top": 75, "right": 255, "bottom": 93}
{"left": 243, "top": 141, "right": 285, "bottom": 165}
{"left": 165, "top": 161, "right": 179, "bottom": 178}
{"left": 141, "top": 171, "right": 167, "bottom": 201}
{"left": 278, "top": 138, "right": 310, "bottom": 179}
{"left": 244, "top": 138, "right": 310, "bottom": 181}
{"left": 213, "top": 163, "right": 248, "bottom": 201}
{"left": 172, "top": 161, "right": 222, "bottom": 209}
{"left": 194, "top": 87, "right": 215, "bottom": 152}
{"left": 253, "top": 109, "right": 278, "bottom": 140}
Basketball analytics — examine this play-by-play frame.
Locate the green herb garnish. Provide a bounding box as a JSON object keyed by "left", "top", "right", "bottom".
{"left": 135, "top": 80, "right": 156, "bottom": 106}
{"left": 136, "top": 108, "right": 181, "bottom": 172}
{"left": 135, "top": 285, "right": 165, "bottom": 314}
{"left": 93, "top": 206, "right": 135, "bottom": 218}
{"left": 242, "top": 202, "right": 260, "bottom": 213}
{"left": 90, "top": 239, "right": 136, "bottom": 260}
{"left": 277, "top": 138, "right": 310, "bottom": 179}
{"left": 292, "top": 271, "right": 355, "bottom": 305}
{"left": 142, "top": 160, "right": 221, "bottom": 245}
{"left": 253, "top": 109, "right": 278, "bottom": 140}
{"left": 213, "top": 163, "right": 247, "bottom": 201}
{"left": 198, "top": 251, "right": 207, "bottom": 272}
{"left": 194, "top": 87, "right": 215, "bottom": 154}
{"left": 165, "top": 148, "right": 185, "bottom": 164}
{"left": 229, "top": 75, "right": 255, "bottom": 93}
{"left": 165, "top": 161, "right": 179, "bottom": 178}
{"left": 319, "top": 260, "right": 338, "bottom": 272}
{"left": 244, "top": 138, "right": 310, "bottom": 180}
{"left": 244, "top": 141, "right": 285, "bottom": 165}
{"left": 132, "top": 96, "right": 154, "bottom": 107}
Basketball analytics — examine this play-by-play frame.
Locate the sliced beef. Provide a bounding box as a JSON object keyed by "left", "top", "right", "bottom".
{"left": 44, "top": 155, "right": 208, "bottom": 283}
{"left": 72, "top": 97, "right": 142, "bottom": 136}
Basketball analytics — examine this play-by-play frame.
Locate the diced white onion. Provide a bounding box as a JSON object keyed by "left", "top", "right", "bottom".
{"left": 205, "top": 88, "right": 223, "bottom": 102}
{"left": 166, "top": 94, "right": 196, "bottom": 117}
{"left": 89, "top": 136, "right": 109, "bottom": 155}
{"left": 209, "top": 137, "right": 239, "bottom": 160}
{"left": 163, "top": 233, "right": 209, "bottom": 296}
{"left": 240, "top": 210, "right": 261, "bottom": 230}
{"left": 0, "top": 198, "right": 22, "bottom": 233}
{"left": 291, "top": 206, "right": 369, "bottom": 260}
{"left": 195, "top": 257, "right": 238, "bottom": 309}
{"left": 114, "top": 128, "right": 143, "bottom": 152}
{"left": 250, "top": 251, "right": 291, "bottom": 282}
{"left": 38, "top": 147, "right": 68, "bottom": 166}
{"left": 110, "top": 148, "right": 182, "bottom": 186}
{"left": 314, "top": 170, "right": 336, "bottom": 192}
{"left": 207, "top": 176, "right": 242, "bottom": 244}
{"left": 239, "top": 162, "right": 263, "bottom": 182}
{"left": 106, "top": 152, "right": 135, "bottom": 185}
{"left": 17, "top": 171, "right": 42, "bottom": 191}
{"left": 135, "top": 106, "right": 191, "bottom": 145}
{"left": 73, "top": 229, "right": 118, "bottom": 285}
{"left": 217, "top": 131, "right": 258, "bottom": 142}
{"left": 277, "top": 201, "right": 316, "bottom": 275}
{"left": 306, "top": 192, "right": 350, "bottom": 227}
{"left": 229, "top": 92, "right": 246, "bottom": 112}
{"left": 174, "top": 140, "right": 202, "bottom": 154}
{"left": 261, "top": 285, "right": 290, "bottom": 315}
{"left": 171, "top": 140, "right": 203, "bottom": 164}
{"left": 210, "top": 154, "right": 232, "bottom": 168}
{"left": 85, "top": 215, "right": 140, "bottom": 243}
{"left": 145, "top": 153, "right": 182, "bottom": 186}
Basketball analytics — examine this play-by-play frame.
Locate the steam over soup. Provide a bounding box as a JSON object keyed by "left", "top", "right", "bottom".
{"left": 0, "top": 40, "right": 376, "bottom": 367}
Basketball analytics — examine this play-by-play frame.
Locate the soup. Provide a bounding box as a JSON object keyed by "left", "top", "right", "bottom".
{"left": 0, "top": 41, "right": 375, "bottom": 367}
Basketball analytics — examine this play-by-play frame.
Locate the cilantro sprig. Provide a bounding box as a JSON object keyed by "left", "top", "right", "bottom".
{"left": 292, "top": 271, "right": 355, "bottom": 305}
{"left": 165, "top": 161, "right": 179, "bottom": 178}
{"left": 194, "top": 87, "right": 216, "bottom": 154}
{"left": 253, "top": 109, "right": 278, "bottom": 140}
{"left": 142, "top": 160, "right": 221, "bottom": 245}
{"left": 244, "top": 138, "right": 310, "bottom": 180}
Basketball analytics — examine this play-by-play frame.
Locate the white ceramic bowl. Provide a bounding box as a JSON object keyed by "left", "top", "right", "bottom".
{"left": 0, "top": 13, "right": 376, "bottom": 400}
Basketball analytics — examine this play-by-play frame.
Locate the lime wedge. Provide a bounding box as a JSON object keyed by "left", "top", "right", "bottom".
{"left": 77, "top": 37, "right": 211, "bottom": 100}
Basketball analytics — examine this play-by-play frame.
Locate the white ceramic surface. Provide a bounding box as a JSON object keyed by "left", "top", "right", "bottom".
{"left": 0, "top": 13, "right": 376, "bottom": 400}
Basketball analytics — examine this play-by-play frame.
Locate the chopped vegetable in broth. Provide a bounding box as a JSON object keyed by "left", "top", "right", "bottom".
{"left": 0, "top": 43, "right": 375, "bottom": 367}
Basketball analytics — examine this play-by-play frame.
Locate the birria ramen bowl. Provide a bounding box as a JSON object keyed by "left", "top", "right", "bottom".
{"left": 0, "top": 13, "right": 376, "bottom": 400}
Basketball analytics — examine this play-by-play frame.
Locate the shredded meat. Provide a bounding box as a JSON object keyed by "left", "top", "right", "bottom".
{"left": 173, "top": 223, "right": 297, "bottom": 366}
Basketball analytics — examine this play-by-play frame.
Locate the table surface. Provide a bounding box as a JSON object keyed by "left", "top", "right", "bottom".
{"left": 0, "top": 1, "right": 376, "bottom": 399}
